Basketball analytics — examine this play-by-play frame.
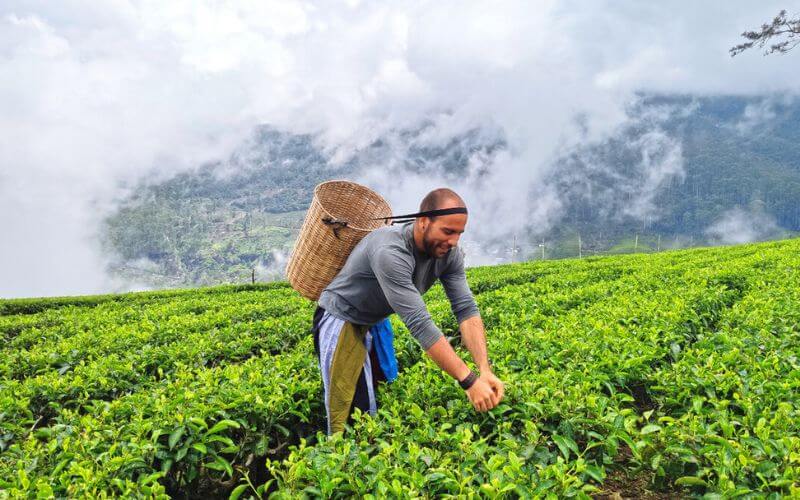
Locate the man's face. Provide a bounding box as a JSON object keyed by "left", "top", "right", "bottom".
{"left": 421, "top": 214, "right": 467, "bottom": 258}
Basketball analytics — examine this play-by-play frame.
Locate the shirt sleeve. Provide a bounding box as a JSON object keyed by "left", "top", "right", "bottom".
{"left": 369, "top": 245, "right": 443, "bottom": 350}
{"left": 440, "top": 247, "right": 480, "bottom": 324}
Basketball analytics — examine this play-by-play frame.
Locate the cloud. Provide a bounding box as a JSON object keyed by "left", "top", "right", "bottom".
{"left": 704, "top": 206, "right": 783, "bottom": 244}
{"left": 254, "top": 249, "right": 290, "bottom": 282}
{"left": 0, "top": 0, "right": 797, "bottom": 297}
{"left": 735, "top": 99, "right": 778, "bottom": 135}
{"left": 545, "top": 99, "right": 689, "bottom": 233}
{"left": 621, "top": 130, "right": 685, "bottom": 222}
{"left": 733, "top": 94, "right": 797, "bottom": 135}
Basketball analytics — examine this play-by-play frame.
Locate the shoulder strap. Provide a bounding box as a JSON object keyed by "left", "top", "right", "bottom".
{"left": 371, "top": 207, "right": 468, "bottom": 225}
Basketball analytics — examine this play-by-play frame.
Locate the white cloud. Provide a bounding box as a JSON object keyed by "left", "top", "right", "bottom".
{"left": 733, "top": 94, "right": 797, "bottom": 135}
{"left": 705, "top": 206, "right": 782, "bottom": 245}
{"left": 255, "top": 249, "right": 290, "bottom": 282}
{"left": 622, "top": 131, "right": 685, "bottom": 221}
{"left": 0, "top": 0, "right": 797, "bottom": 297}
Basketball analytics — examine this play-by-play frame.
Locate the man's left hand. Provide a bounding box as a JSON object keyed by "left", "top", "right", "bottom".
{"left": 482, "top": 370, "right": 505, "bottom": 405}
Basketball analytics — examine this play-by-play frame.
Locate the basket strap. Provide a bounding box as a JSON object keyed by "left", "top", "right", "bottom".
{"left": 322, "top": 207, "right": 468, "bottom": 238}
{"left": 371, "top": 207, "right": 468, "bottom": 225}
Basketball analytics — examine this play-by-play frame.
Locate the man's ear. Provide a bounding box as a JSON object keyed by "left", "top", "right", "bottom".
{"left": 418, "top": 216, "right": 429, "bottom": 230}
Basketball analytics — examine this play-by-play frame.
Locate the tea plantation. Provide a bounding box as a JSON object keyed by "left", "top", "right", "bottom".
{"left": 1, "top": 238, "right": 799, "bottom": 498}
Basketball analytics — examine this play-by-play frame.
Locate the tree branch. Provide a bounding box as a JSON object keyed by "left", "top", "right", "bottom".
{"left": 730, "top": 9, "right": 800, "bottom": 56}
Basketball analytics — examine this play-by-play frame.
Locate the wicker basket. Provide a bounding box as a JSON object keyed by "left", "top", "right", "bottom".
{"left": 286, "top": 180, "right": 392, "bottom": 301}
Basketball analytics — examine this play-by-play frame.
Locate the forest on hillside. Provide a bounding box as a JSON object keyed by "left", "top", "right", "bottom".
{"left": 101, "top": 94, "right": 800, "bottom": 288}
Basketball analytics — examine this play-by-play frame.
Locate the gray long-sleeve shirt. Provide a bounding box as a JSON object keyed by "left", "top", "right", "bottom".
{"left": 317, "top": 221, "right": 480, "bottom": 350}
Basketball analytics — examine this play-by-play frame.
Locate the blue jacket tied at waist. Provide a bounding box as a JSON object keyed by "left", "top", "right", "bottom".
{"left": 369, "top": 317, "right": 398, "bottom": 382}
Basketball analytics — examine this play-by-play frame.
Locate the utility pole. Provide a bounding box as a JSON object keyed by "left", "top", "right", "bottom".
{"left": 634, "top": 234, "right": 639, "bottom": 252}
{"left": 251, "top": 268, "right": 255, "bottom": 284}
{"left": 657, "top": 234, "right": 661, "bottom": 252}
{"left": 539, "top": 240, "right": 545, "bottom": 260}
{"left": 511, "top": 234, "right": 517, "bottom": 263}
{"left": 578, "top": 233, "right": 582, "bottom": 259}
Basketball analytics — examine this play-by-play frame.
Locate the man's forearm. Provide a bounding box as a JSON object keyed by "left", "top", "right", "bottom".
{"left": 423, "top": 314, "right": 490, "bottom": 380}
{"left": 425, "top": 336, "right": 472, "bottom": 381}
{"left": 459, "top": 315, "right": 491, "bottom": 372}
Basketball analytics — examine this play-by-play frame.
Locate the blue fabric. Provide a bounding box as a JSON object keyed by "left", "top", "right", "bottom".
{"left": 370, "top": 317, "right": 398, "bottom": 382}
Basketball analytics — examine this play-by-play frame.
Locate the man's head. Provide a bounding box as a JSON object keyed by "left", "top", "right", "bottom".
{"left": 413, "top": 188, "right": 468, "bottom": 258}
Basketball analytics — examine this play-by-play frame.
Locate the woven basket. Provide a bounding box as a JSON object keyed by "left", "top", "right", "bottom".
{"left": 286, "top": 180, "right": 392, "bottom": 301}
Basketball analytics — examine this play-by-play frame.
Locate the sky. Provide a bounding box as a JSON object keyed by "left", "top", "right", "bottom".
{"left": 1, "top": 0, "right": 799, "bottom": 298}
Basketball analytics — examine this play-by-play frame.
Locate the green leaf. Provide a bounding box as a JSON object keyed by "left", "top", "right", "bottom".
{"left": 169, "top": 427, "right": 184, "bottom": 450}
{"left": 532, "top": 479, "right": 556, "bottom": 494}
{"left": 640, "top": 424, "right": 662, "bottom": 435}
{"left": 206, "top": 419, "right": 241, "bottom": 436}
{"left": 161, "top": 459, "right": 174, "bottom": 474}
{"left": 207, "top": 456, "right": 234, "bottom": 477}
{"left": 18, "top": 468, "right": 29, "bottom": 490}
{"left": 675, "top": 476, "right": 707, "bottom": 487}
{"left": 51, "top": 457, "right": 73, "bottom": 476}
{"left": 552, "top": 434, "right": 579, "bottom": 459}
{"left": 583, "top": 465, "right": 604, "bottom": 482}
{"left": 189, "top": 417, "right": 208, "bottom": 430}
{"left": 206, "top": 435, "right": 235, "bottom": 446}
{"left": 141, "top": 472, "right": 165, "bottom": 485}
{"left": 192, "top": 443, "right": 208, "bottom": 454}
{"left": 255, "top": 435, "right": 269, "bottom": 456}
{"left": 258, "top": 479, "right": 275, "bottom": 494}
{"left": 33, "top": 428, "right": 53, "bottom": 439}
{"left": 229, "top": 484, "right": 249, "bottom": 500}
{"left": 425, "top": 472, "right": 448, "bottom": 482}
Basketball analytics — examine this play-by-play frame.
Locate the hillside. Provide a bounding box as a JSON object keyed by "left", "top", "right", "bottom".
{"left": 2, "top": 238, "right": 799, "bottom": 497}
{"left": 101, "top": 94, "right": 800, "bottom": 289}
{"left": 552, "top": 94, "right": 800, "bottom": 248}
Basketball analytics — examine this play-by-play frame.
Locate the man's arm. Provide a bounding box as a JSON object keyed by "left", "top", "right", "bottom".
{"left": 439, "top": 247, "right": 481, "bottom": 326}
{"left": 369, "top": 246, "right": 447, "bottom": 350}
{"left": 438, "top": 247, "right": 489, "bottom": 370}
{"left": 458, "top": 314, "right": 505, "bottom": 408}
{"left": 437, "top": 248, "right": 504, "bottom": 410}
{"left": 370, "top": 246, "right": 500, "bottom": 411}
{"left": 459, "top": 314, "right": 490, "bottom": 372}
{"left": 424, "top": 316, "right": 503, "bottom": 412}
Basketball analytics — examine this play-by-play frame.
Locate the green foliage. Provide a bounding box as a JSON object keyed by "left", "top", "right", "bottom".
{"left": 1, "top": 238, "right": 799, "bottom": 497}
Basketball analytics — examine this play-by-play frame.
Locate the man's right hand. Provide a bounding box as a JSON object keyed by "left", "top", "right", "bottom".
{"left": 466, "top": 375, "right": 500, "bottom": 412}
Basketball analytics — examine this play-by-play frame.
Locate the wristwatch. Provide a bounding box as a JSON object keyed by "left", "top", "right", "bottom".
{"left": 458, "top": 370, "right": 478, "bottom": 390}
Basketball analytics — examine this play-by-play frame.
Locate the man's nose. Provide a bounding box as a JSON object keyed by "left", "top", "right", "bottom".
{"left": 448, "top": 235, "right": 460, "bottom": 247}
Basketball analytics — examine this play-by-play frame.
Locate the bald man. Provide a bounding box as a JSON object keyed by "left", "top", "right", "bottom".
{"left": 314, "top": 188, "right": 504, "bottom": 434}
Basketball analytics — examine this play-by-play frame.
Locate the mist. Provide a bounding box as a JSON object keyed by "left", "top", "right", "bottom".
{"left": 705, "top": 206, "right": 784, "bottom": 245}
{"left": 1, "top": 1, "right": 798, "bottom": 298}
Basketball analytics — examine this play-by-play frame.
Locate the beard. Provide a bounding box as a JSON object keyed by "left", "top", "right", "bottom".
{"left": 422, "top": 225, "right": 450, "bottom": 258}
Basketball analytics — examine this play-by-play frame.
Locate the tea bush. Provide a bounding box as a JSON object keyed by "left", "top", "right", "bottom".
{"left": 1, "top": 239, "right": 798, "bottom": 498}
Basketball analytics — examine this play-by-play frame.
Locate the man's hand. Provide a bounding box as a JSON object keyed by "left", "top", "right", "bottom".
{"left": 466, "top": 372, "right": 505, "bottom": 412}
{"left": 423, "top": 336, "right": 505, "bottom": 412}
{"left": 483, "top": 371, "right": 505, "bottom": 404}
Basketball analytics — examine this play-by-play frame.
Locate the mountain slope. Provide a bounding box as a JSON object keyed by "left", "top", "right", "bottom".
{"left": 102, "top": 94, "right": 800, "bottom": 287}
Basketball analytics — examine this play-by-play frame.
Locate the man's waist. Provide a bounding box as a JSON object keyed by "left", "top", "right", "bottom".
{"left": 318, "top": 290, "right": 385, "bottom": 327}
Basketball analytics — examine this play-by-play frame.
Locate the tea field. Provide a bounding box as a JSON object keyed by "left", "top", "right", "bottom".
{"left": 1, "top": 238, "right": 799, "bottom": 498}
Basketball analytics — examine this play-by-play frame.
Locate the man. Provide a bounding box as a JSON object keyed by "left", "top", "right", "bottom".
{"left": 314, "top": 188, "right": 504, "bottom": 434}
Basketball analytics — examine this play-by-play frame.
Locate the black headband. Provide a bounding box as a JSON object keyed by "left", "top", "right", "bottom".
{"left": 371, "top": 207, "right": 468, "bottom": 224}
